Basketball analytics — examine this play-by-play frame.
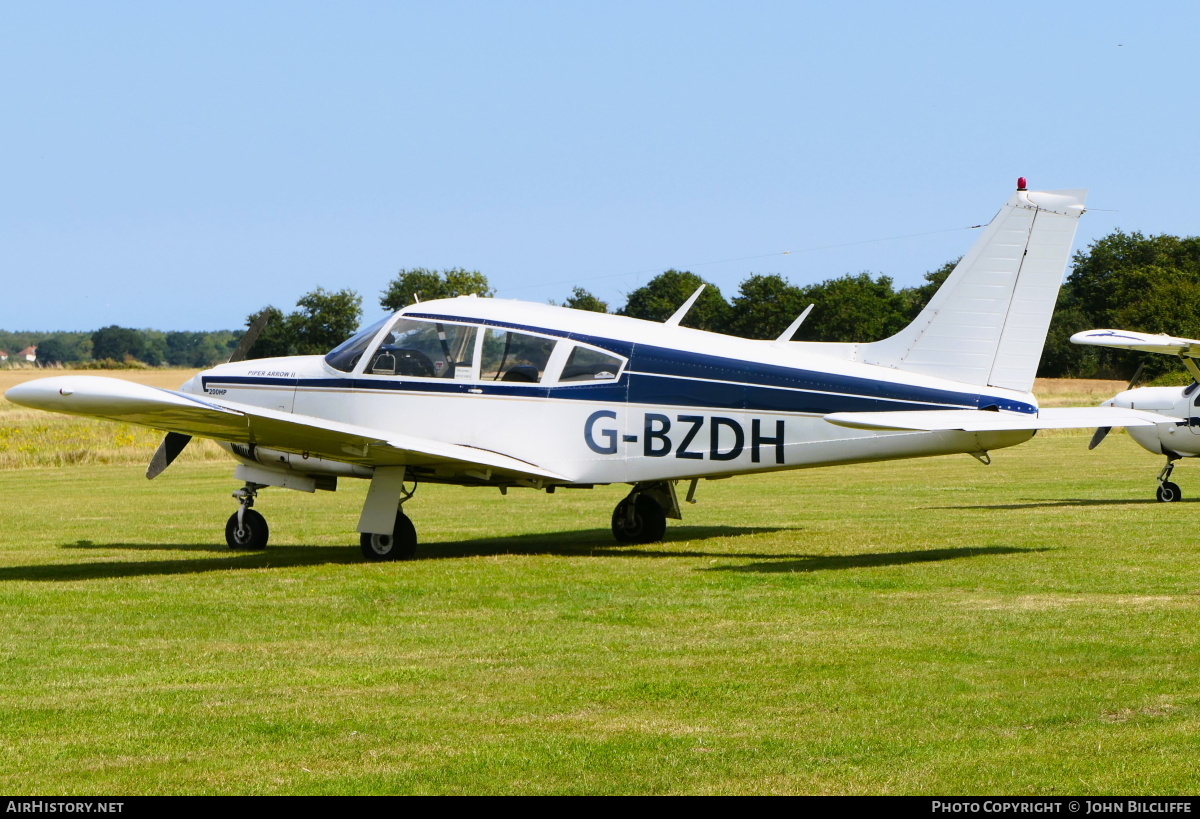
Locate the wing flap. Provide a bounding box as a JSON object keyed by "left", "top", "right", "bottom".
{"left": 824, "top": 406, "right": 1177, "bottom": 432}
{"left": 6, "top": 376, "right": 567, "bottom": 482}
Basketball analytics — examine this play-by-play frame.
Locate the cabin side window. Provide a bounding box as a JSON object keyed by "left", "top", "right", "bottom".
{"left": 559, "top": 345, "right": 624, "bottom": 382}
{"left": 479, "top": 328, "right": 557, "bottom": 383}
{"left": 364, "top": 318, "right": 478, "bottom": 379}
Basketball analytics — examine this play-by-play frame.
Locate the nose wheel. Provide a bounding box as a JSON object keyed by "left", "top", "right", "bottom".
{"left": 1157, "top": 459, "right": 1183, "bottom": 503}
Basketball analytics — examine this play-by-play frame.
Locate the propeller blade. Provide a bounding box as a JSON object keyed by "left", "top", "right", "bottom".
{"left": 146, "top": 431, "right": 193, "bottom": 479}
{"left": 1127, "top": 362, "right": 1146, "bottom": 390}
{"left": 1088, "top": 426, "right": 1112, "bottom": 450}
{"left": 227, "top": 309, "right": 272, "bottom": 364}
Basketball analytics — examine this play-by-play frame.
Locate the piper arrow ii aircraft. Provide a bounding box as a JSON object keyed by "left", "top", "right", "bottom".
{"left": 1071, "top": 328, "right": 1200, "bottom": 502}
{"left": 7, "top": 180, "right": 1169, "bottom": 560}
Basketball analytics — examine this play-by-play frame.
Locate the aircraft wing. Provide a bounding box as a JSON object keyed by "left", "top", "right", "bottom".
{"left": 823, "top": 406, "right": 1177, "bottom": 432}
{"left": 1070, "top": 329, "right": 1200, "bottom": 357}
{"left": 4, "top": 376, "right": 567, "bottom": 482}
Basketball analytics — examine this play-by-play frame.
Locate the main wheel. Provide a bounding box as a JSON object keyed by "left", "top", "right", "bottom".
{"left": 360, "top": 510, "right": 418, "bottom": 561}
{"left": 1157, "top": 481, "right": 1183, "bottom": 503}
{"left": 611, "top": 494, "right": 667, "bottom": 544}
{"left": 225, "top": 508, "right": 269, "bottom": 550}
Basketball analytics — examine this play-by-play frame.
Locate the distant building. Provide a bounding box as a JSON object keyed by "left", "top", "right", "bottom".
{"left": 0, "top": 350, "right": 7, "bottom": 362}
{"left": 18, "top": 345, "right": 36, "bottom": 363}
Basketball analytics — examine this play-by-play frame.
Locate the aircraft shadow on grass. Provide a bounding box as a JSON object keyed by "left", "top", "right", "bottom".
{"left": 931, "top": 498, "right": 1173, "bottom": 511}
{"left": 0, "top": 527, "right": 1040, "bottom": 582}
{"left": 707, "top": 545, "right": 1047, "bottom": 574}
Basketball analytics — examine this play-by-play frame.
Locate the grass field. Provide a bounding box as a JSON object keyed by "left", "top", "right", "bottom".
{"left": 2, "top": 370, "right": 1196, "bottom": 795}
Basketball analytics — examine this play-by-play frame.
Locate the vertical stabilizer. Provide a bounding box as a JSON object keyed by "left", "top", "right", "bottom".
{"left": 861, "top": 184, "right": 1087, "bottom": 392}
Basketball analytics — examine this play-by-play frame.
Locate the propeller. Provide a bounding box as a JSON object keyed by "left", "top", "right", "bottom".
{"left": 146, "top": 310, "right": 271, "bottom": 479}
{"left": 1088, "top": 362, "right": 1147, "bottom": 450}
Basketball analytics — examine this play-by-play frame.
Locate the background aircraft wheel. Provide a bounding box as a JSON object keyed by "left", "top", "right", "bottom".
{"left": 1157, "top": 482, "right": 1183, "bottom": 503}
{"left": 360, "top": 511, "right": 418, "bottom": 561}
{"left": 225, "top": 509, "right": 269, "bottom": 550}
{"left": 611, "top": 495, "right": 667, "bottom": 544}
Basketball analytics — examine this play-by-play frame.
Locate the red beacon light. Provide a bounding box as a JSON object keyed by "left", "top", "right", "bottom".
{"left": 1017, "top": 177, "right": 1028, "bottom": 191}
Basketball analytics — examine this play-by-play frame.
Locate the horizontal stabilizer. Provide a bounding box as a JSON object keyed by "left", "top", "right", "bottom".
{"left": 823, "top": 406, "right": 1175, "bottom": 433}
{"left": 1070, "top": 329, "right": 1200, "bottom": 358}
{"left": 5, "top": 376, "right": 567, "bottom": 482}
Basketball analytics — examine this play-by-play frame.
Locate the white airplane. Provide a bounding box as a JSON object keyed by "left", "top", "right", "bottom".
{"left": 1070, "top": 328, "right": 1200, "bottom": 502}
{"left": 7, "top": 181, "right": 1168, "bottom": 560}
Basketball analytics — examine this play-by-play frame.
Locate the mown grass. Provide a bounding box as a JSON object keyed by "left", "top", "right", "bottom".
{"left": 1, "top": 372, "right": 1192, "bottom": 794}
{"left": 2, "top": 375, "right": 1199, "bottom": 794}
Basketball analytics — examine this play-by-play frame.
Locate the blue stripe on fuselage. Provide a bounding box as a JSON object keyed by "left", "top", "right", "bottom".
{"left": 204, "top": 316, "right": 1036, "bottom": 415}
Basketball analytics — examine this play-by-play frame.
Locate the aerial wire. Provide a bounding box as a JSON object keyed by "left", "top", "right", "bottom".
{"left": 494, "top": 223, "right": 985, "bottom": 296}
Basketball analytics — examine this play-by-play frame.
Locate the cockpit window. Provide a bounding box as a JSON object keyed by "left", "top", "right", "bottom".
{"left": 480, "top": 328, "right": 556, "bottom": 383}
{"left": 365, "top": 318, "right": 478, "bottom": 378}
{"left": 324, "top": 316, "right": 392, "bottom": 373}
{"left": 560, "top": 345, "right": 623, "bottom": 382}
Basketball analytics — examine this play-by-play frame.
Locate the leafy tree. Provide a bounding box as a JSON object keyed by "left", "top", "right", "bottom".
{"left": 91, "top": 326, "right": 146, "bottom": 362}
{"left": 33, "top": 336, "right": 72, "bottom": 365}
{"left": 726, "top": 274, "right": 809, "bottom": 340}
{"left": 1066, "top": 231, "right": 1200, "bottom": 328}
{"left": 293, "top": 288, "right": 363, "bottom": 354}
{"left": 141, "top": 330, "right": 168, "bottom": 367}
{"left": 618, "top": 270, "right": 730, "bottom": 332}
{"left": 164, "top": 331, "right": 238, "bottom": 367}
{"left": 244, "top": 289, "right": 363, "bottom": 360}
{"left": 793, "top": 272, "right": 909, "bottom": 343}
{"left": 381, "top": 268, "right": 493, "bottom": 312}
{"left": 561, "top": 287, "right": 609, "bottom": 313}
{"left": 244, "top": 307, "right": 291, "bottom": 360}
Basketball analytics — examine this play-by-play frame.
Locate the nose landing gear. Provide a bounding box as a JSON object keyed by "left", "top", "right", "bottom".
{"left": 226, "top": 483, "right": 269, "bottom": 549}
{"left": 1157, "top": 458, "right": 1183, "bottom": 503}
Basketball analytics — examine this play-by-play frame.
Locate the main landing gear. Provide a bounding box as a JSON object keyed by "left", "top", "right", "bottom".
{"left": 1157, "top": 458, "right": 1183, "bottom": 503}
{"left": 359, "top": 510, "right": 418, "bottom": 562}
{"left": 224, "top": 476, "right": 689, "bottom": 558}
{"left": 610, "top": 481, "right": 684, "bottom": 544}
{"left": 223, "top": 480, "right": 418, "bottom": 560}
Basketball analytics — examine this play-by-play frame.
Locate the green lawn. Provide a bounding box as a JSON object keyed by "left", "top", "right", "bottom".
{"left": 1, "top": 433, "right": 1197, "bottom": 794}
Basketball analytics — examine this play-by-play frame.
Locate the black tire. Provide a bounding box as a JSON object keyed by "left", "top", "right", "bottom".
{"left": 225, "top": 508, "right": 269, "bottom": 550}
{"left": 1157, "top": 481, "right": 1183, "bottom": 503}
{"left": 611, "top": 494, "right": 667, "bottom": 544}
{"left": 360, "top": 510, "right": 418, "bottom": 561}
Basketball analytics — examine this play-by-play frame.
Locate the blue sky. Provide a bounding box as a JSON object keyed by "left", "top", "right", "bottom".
{"left": 3, "top": 1, "right": 1197, "bottom": 332}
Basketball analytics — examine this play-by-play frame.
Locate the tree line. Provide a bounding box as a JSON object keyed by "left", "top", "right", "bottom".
{"left": 5, "top": 229, "right": 1197, "bottom": 379}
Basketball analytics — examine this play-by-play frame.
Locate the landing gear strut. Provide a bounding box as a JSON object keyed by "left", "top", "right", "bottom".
{"left": 226, "top": 483, "right": 269, "bottom": 550}
{"left": 1157, "top": 459, "right": 1182, "bottom": 503}
{"left": 359, "top": 476, "right": 419, "bottom": 562}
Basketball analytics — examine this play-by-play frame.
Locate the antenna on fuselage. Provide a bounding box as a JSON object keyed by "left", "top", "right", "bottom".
{"left": 775, "top": 304, "right": 815, "bottom": 342}
{"left": 664, "top": 285, "right": 706, "bottom": 327}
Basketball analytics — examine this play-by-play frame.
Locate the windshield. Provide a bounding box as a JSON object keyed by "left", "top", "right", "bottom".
{"left": 323, "top": 316, "right": 392, "bottom": 372}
